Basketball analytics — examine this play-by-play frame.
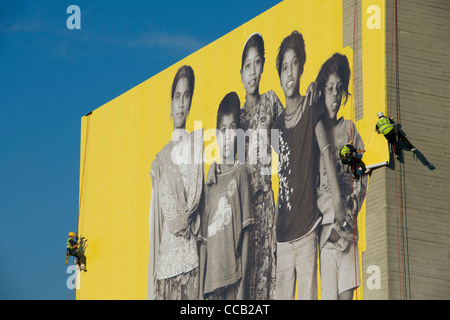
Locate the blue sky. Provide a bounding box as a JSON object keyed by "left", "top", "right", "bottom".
{"left": 0, "top": 0, "right": 282, "bottom": 299}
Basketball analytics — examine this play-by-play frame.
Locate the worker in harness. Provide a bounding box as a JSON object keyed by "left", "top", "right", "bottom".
{"left": 339, "top": 141, "right": 370, "bottom": 180}
{"left": 375, "top": 112, "right": 416, "bottom": 159}
{"left": 67, "top": 232, "right": 87, "bottom": 271}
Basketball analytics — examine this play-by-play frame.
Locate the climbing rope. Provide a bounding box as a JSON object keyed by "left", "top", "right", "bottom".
{"left": 350, "top": 0, "right": 359, "bottom": 300}
{"left": 67, "top": 113, "right": 91, "bottom": 300}
{"left": 390, "top": 0, "right": 408, "bottom": 300}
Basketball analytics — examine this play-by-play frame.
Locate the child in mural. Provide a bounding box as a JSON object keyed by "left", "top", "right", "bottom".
{"left": 237, "top": 32, "right": 283, "bottom": 300}
{"left": 272, "top": 31, "right": 344, "bottom": 300}
{"left": 205, "top": 32, "right": 319, "bottom": 300}
{"left": 315, "top": 53, "right": 367, "bottom": 300}
{"left": 199, "top": 92, "right": 253, "bottom": 300}
{"left": 147, "top": 65, "right": 204, "bottom": 300}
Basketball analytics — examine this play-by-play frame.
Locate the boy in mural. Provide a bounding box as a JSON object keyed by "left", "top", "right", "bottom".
{"left": 199, "top": 92, "right": 253, "bottom": 300}
{"left": 315, "top": 53, "right": 367, "bottom": 300}
{"left": 273, "top": 31, "right": 344, "bottom": 300}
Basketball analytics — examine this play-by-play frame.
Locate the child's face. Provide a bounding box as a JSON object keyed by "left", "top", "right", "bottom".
{"left": 241, "top": 46, "right": 263, "bottom": 96}
{"left": 171, "top": 77, "right": 191, "bottom": 129}
{"left": 280, "top": 48, "right": 301, "bottom": 99}
{"left": 218, "top": 114, "right": 237, "bottom": 162}
{"left": 324, "top": 73, "right": 343, "bottom": 120}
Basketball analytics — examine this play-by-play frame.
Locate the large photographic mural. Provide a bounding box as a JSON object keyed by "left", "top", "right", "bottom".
{"left": 78, "top": 0, "right": 387, "bottom": 300}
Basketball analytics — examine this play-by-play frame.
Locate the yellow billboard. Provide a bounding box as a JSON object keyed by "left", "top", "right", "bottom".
{"left": 76, "top": 0, "right": 387, "bottom": 300}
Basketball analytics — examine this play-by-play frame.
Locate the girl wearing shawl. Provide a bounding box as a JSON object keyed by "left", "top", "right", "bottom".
{"left": 147, "top": 65, "right": 204, "bottom": 300}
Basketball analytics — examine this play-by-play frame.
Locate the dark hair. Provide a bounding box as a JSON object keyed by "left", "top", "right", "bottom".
{"left": 216, "top": 92, "right": 241, "bottom": 130}
{"left": 241, "top": 33, "right": 265, "bottom": 70}
{"left": 171, "top": 65, "right": 195, "bottom": 107}
{"left": 276, "top": 30, "right": 306, "bottom": 77}
{"left": 315, "top": 53, "right": 351, "bottom": 105}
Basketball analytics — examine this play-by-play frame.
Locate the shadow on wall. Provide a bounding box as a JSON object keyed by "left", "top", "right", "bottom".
{"left": 411, "top": 149, "right": 435, "bottom": 171}
{"left": 387, "top": 139, "right": 435, "bottom": 171}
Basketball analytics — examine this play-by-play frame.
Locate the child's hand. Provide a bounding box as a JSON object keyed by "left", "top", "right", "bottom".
{"left": 305, "top": 81, "right": 322, "bottom": 107}
{"left": 335, "top": 211, "right": 346, "bottom": 229}
{"left": 334, "top": 199, "right": 353, "bottom": 231}
{"left": 206, "top": 161, "right": 220, "bottom": 185}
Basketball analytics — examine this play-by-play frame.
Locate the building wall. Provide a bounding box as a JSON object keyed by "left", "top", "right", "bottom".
{"left": 343, "top": 0, "right": 391, "bottom": 300}
{"left": 77, "top": 0, "right": 449, "bottom": 300}
{"left": 366, "top": 0, "right": 450, "bottom": 300}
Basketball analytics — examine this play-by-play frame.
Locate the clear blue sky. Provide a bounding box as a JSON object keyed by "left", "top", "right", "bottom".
{"left": 0, "top": 0, "right": 282, "bottom": 300}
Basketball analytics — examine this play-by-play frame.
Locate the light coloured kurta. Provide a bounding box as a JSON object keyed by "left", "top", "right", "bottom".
{"left": 147, "top": 130, "right": 204, "bottom": 300}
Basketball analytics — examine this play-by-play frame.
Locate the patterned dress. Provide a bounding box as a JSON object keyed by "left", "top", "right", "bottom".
{"left": 239, "top": 90, "right": 283, "bottom": 300}
{"left": 147, "top": 130, "right": 204, "bottom": 300}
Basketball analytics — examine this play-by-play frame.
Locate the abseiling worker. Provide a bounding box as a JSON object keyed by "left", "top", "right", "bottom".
{"left": 375, "top": 111, "right": 416, "bottom": 158}
{"left": 67, "top": 232, "right": 87, "bottom": 271}
{"left": 339, "top": 141, "right": 370, "bottom": 180}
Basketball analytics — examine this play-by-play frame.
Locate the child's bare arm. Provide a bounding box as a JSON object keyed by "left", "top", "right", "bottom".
{"left": 199, "top": 241, "right": 207, "bottom": 300}
{"left": 238, "top": 230, "right": 249, "bottom": 300}
{"left": 315, "top": 119, "right": 350, "bottom": 228}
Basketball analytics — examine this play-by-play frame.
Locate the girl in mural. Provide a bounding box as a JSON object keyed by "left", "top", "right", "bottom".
{"left": 225, "top": 32, "right": 321, "bottom": 300}
{"left": 238, "top": 32, "right": 283, "bottom": 300}
{"left": 147, "top": 65, "right": 204, "bottom": 300}
{"left": 272, "top": 31, "right": 344, "bottom": 300}
{"left": 315, "top": 53, "right": 367, "bottom": 300}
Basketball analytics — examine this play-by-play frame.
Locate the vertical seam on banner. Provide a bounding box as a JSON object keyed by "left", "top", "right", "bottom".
{"left": 76, "top": 113, "right": 91, "bottom": 300}
{"left": 352, "top": 0, "right": 358, "bottom": 300}
{"left": 69, "top": 114, "right": 91, "bottom": 301}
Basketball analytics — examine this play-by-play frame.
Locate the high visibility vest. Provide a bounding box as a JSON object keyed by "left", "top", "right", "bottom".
{"left": 377, "top": 117, "right": 394, "bottom": 135}
{"left": 339, "top": 144, "right": 352, "bottom": 161}
{"left": 340, "top": 145, "right": 351, "bottom": 156}
{"left": 67, "top": 238, "right": 73, "bottom": 250}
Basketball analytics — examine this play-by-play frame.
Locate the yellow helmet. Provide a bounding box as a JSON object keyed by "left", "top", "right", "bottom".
{"left": 68, "top": 232, "right": 75, "bottom": 237}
